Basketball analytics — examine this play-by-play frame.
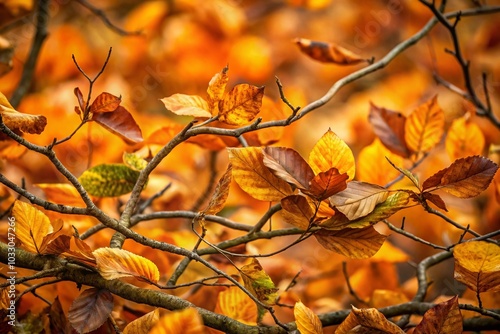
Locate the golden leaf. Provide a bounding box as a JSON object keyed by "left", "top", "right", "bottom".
{"left": 12, "top": 200, "right": 53, "bottom": 253}
{"left": 160, "top": 93, "right": 211, "bottom": 118}
{"left": 0, "top": 91, "right": 47, "bottom": 134}
{"left": 35, "top": 183, "right": 86, "bottom": 207}
{"left": 207, "top": 66, "right": 229, "bottom": 115}
{"left": 218, "top": 84, "right": 264, "bottom": 125}
{"left": 308, "top": 129, "right": 355, "bottom": 180}
{"left": 149, "top": 308, "right": 205, "bottom": 334}
{"left": 280, "top": 194, "right": 315, "bottom": 230}
{"left": 445, "top": 116, "right": 485, "bottom": 161}
{"left": 214, "top": 286, "right": 258, "bottom": 325}
{"left": 294, "top": 301, "right": 323, "bottom": 334}
{"left": 357, "top": 138, "right": 404, "bottom": 186}
{"left": 93, "top": 247, "right": 160, "bottom": 283}
{"left": 123, "top": 309, "right": 160, "bottom": 334}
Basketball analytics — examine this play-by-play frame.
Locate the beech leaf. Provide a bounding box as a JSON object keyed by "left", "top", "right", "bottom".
{"left": 149, "top": 308, "right": 204, "bottom": 334}
{"left": 0, "top": 91, "right": 47, "bottom": 134}
{"left": 12, "top": 200, "right": 53, "bottom": 254}
{"left": 294, "top": 301, "right": 323, "bottom": 334}
{"left": 93, "top": 106, "right": 143, "bottom": 144}
{"left": 335, "top": 306, "right": 405, "bottom": 334}
{"left": 35, "top": 183, "right": 86, "bottom": 207}
{"left": 201, "top": 164, "right": 232, "bottom": 216}
{"left": 93, "top": 247, "right": 160, "bottom": 283}
{"left": 74, "top": 87, "right": 85, "bottom": 113}
{"left": 123, "top": 309, "right": 160, "bottom": 334}
{"left": 160, "top": 93, "right": 211, "bottom": 118}
{"left": 218, "top": 84, "right": 264, "bottom": 125}
{"left": 240, "top": 258, "right": 279, "bottom": 306}
{"left": 414, "top": 296, "right": 462, "bottom": 334}
{"left": 228, "top": 147, "right": 293, "bottom": 201}
{"left": 445, "top": 116, "right": 485, "bottom": 161}
{"left": 357, "top": 138, "right": 404, "bottom": 186}
{"left": 307, "top": 168, "right": 348, "bottom": 200}
{"left": 68, "top": 288, "right": 114, "bottom": 334}
{"left": 422, "top": 155, "right": 498, "bottom": 198}
{"left": 294, "top": 38, "right": 368, "bottom": 65}
{"left": 280, "top": 195, "right": 315, "bottom": 230}
{"left": 423, "top": 192, "right": 448, "bottom": 211}
{"left": 90, "top": 92, "right": 121, "bottom": 113}
{"left": 215, "top": 286, "right": 258, "bottom": 325}
{"left": 123, "top": 151, "right": 148, "bottom": 171}
{"left": 386, "top": 157, "right": 420, "bottom": 189}
{"left": 453, "top": 241, "right": 500, "bottom": 293}
{"left": 207, "top": 65, "right": 229, "bottom": 115}
{"left": 78, "top": 163, "right": 141, "bottom": 197}
{"left": 329, "top": 181, "right": 389, "bottom": 220}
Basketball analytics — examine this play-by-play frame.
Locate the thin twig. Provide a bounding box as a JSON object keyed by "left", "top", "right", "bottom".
{"left": 342, "top": 261, "right": 366, "bottom": 305}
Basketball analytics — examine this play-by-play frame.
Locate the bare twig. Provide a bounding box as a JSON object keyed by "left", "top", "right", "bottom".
{"left": 342, "top": 261, "right": 366, "bottom": 305}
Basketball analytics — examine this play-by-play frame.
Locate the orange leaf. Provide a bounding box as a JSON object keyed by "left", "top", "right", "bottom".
{"left": 294, "top": 38, "right": 367, "bottom": 65}
{"left": 93, "top": 247, "right": 160, "bottom": 283}
{"left": 294, "top": 301, "right": 323, "bottom": 334}
{"left": 404, "top": 96, "right": 445, "bottom": 155}
{"left": 315, "top": 226, "right": 387, "bottom": 259}
{"left": 453, "top": 241, "right": 500, "bottom": 293}
{"left": 422, "top": 155, "right": 498, "bottom": 198}
{"left": 68, "top": 288, "right": 114, "bottom": 334}
{"left": 207, "top": 66, "right": 229, "bottom": 115}
{"left": 12, "top": 200, "right": 53, "bottom": 253}
{"left": 123, "top": 309, "right": 160, "bottom": 334}
{"left": 160, "top": 94, "right": 211, "bottom": 118}
{"left": 280, "top": 195, "right": 315, "bottom": 229}
{"left": 368, "top": 102, "right": 410, "bottom": 158}
{"left": 308, "top": 129, "right": 355, "bottom": 180}
{"left": 228, "top": 147, "right": 294, "bottom": 201}
{"left": 35, "top": 183, "right": 86, "bottom": 207}
{"left": 307, "top": 168, "right": 348, "bottom": 200}
{"left": 329, "top": 181, "right": 389, "bottom": 220}
{"left": 445, "top": 116, "right": 485, "bottom": 161}
{"left": 62, "top": 236, "right": 97, "bottom": 266}
{"left": 215, "top": 286, "right": 258, "bottom": 325}
{"left": 218, "top": 84, "right": 264, "bottom": 125}
{"left": 335, "top": 306, "right": 405, "bottom": 334}
{"left": 93, "top": 106, "right": 143, "bottom": 144}
{"left": 150, "top": 308, "right": 205, "bottom": 334}
{"left": 262, "top": 147, "right": 315, "bottom": 190}
{"left": 90, "top": 92, "right": 121, "bottom": 114}
{"left": 414, "top": 296, "right": 462, "bottom": 334}
{"left": 357, "top": 139, "right": 404, "bottom": 186}
{"left": 201, "top": 164, "right": 232, "bottom": 216}
{"left": 0, "top": 91, "right": 47, "bottom": 134}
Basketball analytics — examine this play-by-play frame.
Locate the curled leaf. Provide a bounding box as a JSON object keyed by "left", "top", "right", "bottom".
{"left": 294, "top": 38, "right": 368, "bottom": 65}
{"left": 93, "top": 106, "right": 143, "bottom": 144}
{"left": 201, "top": 164, "right": 232, "bottom": 216}
{"left": 0, "top": 91, "right": 47, "bottom": 134}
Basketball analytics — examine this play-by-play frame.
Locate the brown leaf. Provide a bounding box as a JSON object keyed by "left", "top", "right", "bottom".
{"left": 368, "top": 102, "right": 410, "bottom": 158}
{"left": 315, "top": 226, "right": 387, "bottom": 259}
{"left": 207, "top": 65, "right": 229, "bottom": 115}
{"left": 160, "top": 94, "right": 211, "bottom": 118}
{"left": 49, "top": 297, "right": 72, "bottom": 334}
{"left": 68, "top": 288, "right": 114, "bottom": 334}
{"left": 63, "top": 236, "right": 97, "bottom": 266}
{"left": 453, "top": 241, "right": 500, "bottom": 293}
{"left": 93, "top": 106, "right": 143, "bottom": 144}
{"left": 0, "top": 91, "right": 47, "bottom": 134}
{"left": 423, "top": 192, "right": 448, "bottom": 211}
{"left": 262, "top": 146, "right": 315, "bottom": 190}
{"left": 294, "top": 301, "right": 323, "bottom": 334}
{"left": 280, "top": 195, "right": 315, "bottom": 229}
{"left": 422, "top": 155, "right": 498, "bottom": 198}
{"left": 329, "top": 181, "right": 389, "bottom": 220}
{"left": 335, "top": 306, "right": 405, "bottom": 334}
{"left": 90, "top": 92, "right": 121, "bottom": 114}
{"left": 218, "top": 84, "right": 264, "bottom": 125}
{"left": 201, "top": 164, "right": 232, "bottom": 216}
{"left": 74, "top": 87, "right": 85, "bottom": 113}
{"left": 123, "top": 309, "right": 160, "bottom": 334}
{"left": 414, "top": 296, "right": 462, "bottom": 334}
{"left": 307, "top": 168, "right": 348, "bottom": 200}
{"left": 294, "top": 38, "right": 368, "bottom": 65}
{"left": 404, "top": 96, "right": 445, "bottom": 155}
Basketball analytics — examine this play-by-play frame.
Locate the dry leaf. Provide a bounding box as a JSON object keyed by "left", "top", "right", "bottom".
{"left": 280, "top": 194, "right": 315, "bottom": 229}
{"left": 123, "top": 309, "right": 160, "bottom": 334}
{"left": 414, "top": 296, "right": 462, "bottom": 334}
{"left": 149, "top": 308, "right": 205, "bottom": 334}
{"left": 0, "top": 91, "right": 47, "bottom": 134}
{"left": 90, "top": 92, "right": 121, "bottom": 114}
{"left": 202, "top": 164, "right": 232, "bottom": 216}
{"left": 445, "top": 116, "right": 485, "bottom": 161}
{"left": 12, "top": 200, "right": 53, "bottom": 253}
{"left": 68, "top": 288, "right": 114, "bottom": 334}
{"left": 214, "top": 286, "right": 258, "bottom": 325}
{"left": 294, "top": 301, "right": 323, "bottom": 334}
{"left": 160, "top": 94, "right": 211, "bottom": 118}
{"left": 294, "top": 38, "right": 368, "bottom": 65}
{"left": 93, "top": 106, "right": 143, "bottom": 144}
{"left": 218, "top": 84, "right": 264, "bottom": 125}
{"left": 307, "top": 168, "right": 348, "bottom": 200}
{"left": 207, "top": 65, "right": 229, "bottom": 115}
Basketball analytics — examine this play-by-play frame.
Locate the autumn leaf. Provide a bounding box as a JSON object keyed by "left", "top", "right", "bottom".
{"left": 93, "top": 247, "right": 160, "bottom": 283}
{"left": 422, "top": 156, "right": 498, "bottom": 198}
{"left": 60, "top": 236, "right": 96, "bottom": 266}
{"left": 294, "top": 38, "right": 368, "bottom": 65}
{"left": 307, "top": 168, "right": 348, "bottom": 200}
{"left": 12, "top": 200, "right": 53, "bottom": 253}
{"left": 262, "top": 146, "right": 315, "bottom": 190}
{"left": 78, "top": 163, "right": 141, "bottom": 197}
{"left": 201, "top": 164, "right": 232, "bottom": 216}
{"left": 68, "top": 288, "right": 114, "bottom": 334}
{"left": 149, "top": 308, "right": 205, "bottom": 334}
{"left": 0, "top": 91, "right": 47, "bottom": 134}
{"left": 240, "top": 258, "right": 279, "bottom": 306}
{"left": 423, "top": 192, "right": 448, "bottom": 211}
{"left": 93, "top": 106, "right": 143, "bottom": 144}
{"left": 207, "top": 65, "right": 229, "bottom": 114}
{"left": 280, "top": 194, "right": 315, "bottom": 230}
{"left": 160, "top": 93, "right": 211, "bottom": 118}
{"left": 414, "top": 296, "right": 462, "bottom": 334}
{"left": 35, "top": 183, "right": 86, "bottom": 207}
{"left": 49, "top": 297, "right": 72, "bottom": 333}
{"left": 445, "top": 116, "right": 485, "bottom": 161}
{"left": 368, "top": 102, "right": 410, "bottom": 158}
{"left": 335, "top": 306, "right": 405, "bottom": 334}
{"left": 315, "top": 226, "right": 387, "bottom": 259}
{"left": 294, "top": 301, "right": 323, "bottom": 334}
{"left": 123, "top": 309, "right": 160, "bottom": 334}
{"left": 329, "top": 181, "right": 389, "bottom": 220}
{"left": 453, "top": 241, "right": 500, "bottom": 293}
{"left": 404, "top": 96, "right": 445, "bottom": 156}
{"left": 308, "top": 129, "right": 355, "bottom": 180}
{"left": 215, "top": 286, "right": 258, "bottom": 325}
{"left": 228, "top": 147, "right": 294, "bottom": 201}
{"left": 74, "top": 87, "right": 85, "bottom": 115}
{"left": 90, "top": 92, "right": 121, "bottom": 114}
{"left": 123, "top": 151, "right": 148, "bottom": 171}
{"left": 218, "top": 84, "right": 264, "bottom": 125}
{"left": 386, "top": 157, "right": 420, "bottom": 189}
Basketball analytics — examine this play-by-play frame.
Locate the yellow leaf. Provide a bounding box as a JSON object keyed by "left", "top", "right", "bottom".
{"left": 214, "top": 286, "right": 258, "bottom": 325}
{"left": 218, "top": 84, "right": 264, "bottom": 125}
{"left": 228, "top": 147, "right": 294, "bottom": 201}
{"left": 445, "top": 116, "right": 485, "bottom": 161}
{"left": 150, "top": 308, "right": 205, "bottom": 334}
{"left": 12, "top": 200, "right": 53, "bottom": 253}
{"left": 161, "top": 93, "right": 211, "bottom": 118}
{"left": 93, "top": 247, "right": 160, "bottom": 283}
{"left": 308, "top": 129, "right": 355, "bottom": 180}
{"left": 404, "top": 96, "right": 445, "bottom": 155}
{"left": 35, "top": 183, "right": 86, "bottom": 207}
{"left": 207, "top": 66, "right": 229, "bottom": 115}
{"left": 240, "top": 258, "right": 279, "bottom": 306}
{"left": 453, "top": 241, "right": 500, "bottom": 293}
{"left": 294, "top": 301, "right": 323, "bottom": 334}
{"left": 123, "top": 309, "right": 160, "bottom": 334}
{"left": 335, "top": 306, "right": 405, "bottom": 334}
{"left": 123, "top": 151, "right": 148, "bottom": 171}
{"left": 357, "top": 138, "right": 404, "bottom": 186}
{"left": 0, "top": 91, "right": 47, "bottom": 134}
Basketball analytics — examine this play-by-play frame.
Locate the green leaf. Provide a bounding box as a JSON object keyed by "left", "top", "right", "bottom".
{"left": 79, "top": 164, "right": 141, "bottom": 197}
{"left": 123, "top": 152, "right": 148, "bottom": 171}
{"left": 240, "top": 258, "right": 279, "bottom": 306}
